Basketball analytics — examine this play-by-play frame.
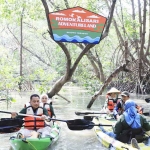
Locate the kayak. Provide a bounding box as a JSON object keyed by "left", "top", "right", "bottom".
{"left": 10, "top": 122, "right": 60, "bottom": 150}
{"left": 93, "top": 116, "right": 150, "bottom": 150}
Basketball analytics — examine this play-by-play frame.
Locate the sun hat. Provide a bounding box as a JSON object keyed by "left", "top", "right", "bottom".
{"left": 121, "top": 91, "right": 130, "bottom": 97}
{"left": 107, "top": 87, "right": 121, "bottom": 94}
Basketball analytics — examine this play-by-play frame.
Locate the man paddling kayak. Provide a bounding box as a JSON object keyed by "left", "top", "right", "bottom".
{"left": 113, "top": 91, "right": 143, "bottom": 119}
{"left": 11, "top": 94, "right": 51, "bottom": 138}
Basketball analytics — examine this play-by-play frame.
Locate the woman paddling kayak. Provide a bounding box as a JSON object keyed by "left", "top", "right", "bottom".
{"left": 102, "top": 87, "right": 121, "bottom": 115}
{"left": 100, "top": 100, "right": 150, "bottom": 144}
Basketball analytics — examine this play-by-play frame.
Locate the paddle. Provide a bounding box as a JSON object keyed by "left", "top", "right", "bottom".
{"left": 0, "top": 111, "right": 25, "bottom": 133}
{"left": 145, "top": 98, "right": 150, "bottom": 103}
{"left": 75, "top": 111, "right": 107, "bottom": 116}
{"left": 0, "top": 111, "right": 112, "bottom": 131}
{"left": 15, "top": 113, "right": 112, "bottom": 130}
{"left": 76, "top": 111, "right": 150, "bottom": 117}
{"left": 0, "top": 118, "right": 24, "bottom": 133}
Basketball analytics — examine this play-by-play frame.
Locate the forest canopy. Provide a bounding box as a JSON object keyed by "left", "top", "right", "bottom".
{"left": 0, "top": 0, "right": 150, "bottom": 105}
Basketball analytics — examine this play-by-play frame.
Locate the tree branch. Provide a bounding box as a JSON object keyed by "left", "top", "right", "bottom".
{"left": 64, "top": 0, "right": 70, "bottom": 8}
{"left": 101, "top": 0, "right": 117, "bottom": 39}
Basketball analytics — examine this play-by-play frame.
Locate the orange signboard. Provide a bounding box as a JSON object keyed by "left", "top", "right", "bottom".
{"left": 49, "top": 7, "right": 107, "bottom": 44}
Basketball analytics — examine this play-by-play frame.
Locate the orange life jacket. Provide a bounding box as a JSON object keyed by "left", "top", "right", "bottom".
{"left": 24, "top": 103, "right": 45, "bottom": 130}
{"left": 44, "top": 103, "right": 52, "bottom": 117}
{"left": 107, "top": 100, "right": 115, "bottom": 111}
{"left": 106, "top": 95, "right": 121, "bottom": 111}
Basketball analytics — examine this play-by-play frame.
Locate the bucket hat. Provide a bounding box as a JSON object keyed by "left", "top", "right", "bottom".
{"left": 107, "top": 87, "right": 121, "bottom": 94}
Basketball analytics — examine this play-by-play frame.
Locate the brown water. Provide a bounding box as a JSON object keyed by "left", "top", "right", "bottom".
{"left": 0, "top": 86, "right": 150, "bottom": 150}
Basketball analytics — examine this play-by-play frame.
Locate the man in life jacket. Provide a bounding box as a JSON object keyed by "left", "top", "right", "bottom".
{"left": 11, "top": 94, "right": 51, "bottom": 138}
{"left": 40, "top": 94, "right": 56, "bottom": 118}
{"left": 102, "top": 87, "right": 121, "bottom": 114}
{"left": 113, "top": 91, "right": 144, "bottom": 120}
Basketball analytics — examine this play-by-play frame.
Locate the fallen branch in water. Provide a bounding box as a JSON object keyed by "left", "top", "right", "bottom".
{"left": 56, "top": 93, "right": 71, "bottom": 103}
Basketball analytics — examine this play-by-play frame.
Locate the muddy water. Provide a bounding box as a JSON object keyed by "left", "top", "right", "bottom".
{"left": 0, "top": 86, "right": 150, "bottom": 150}
{"left": 0, "top": 87, "right": 106, "bottom": 150}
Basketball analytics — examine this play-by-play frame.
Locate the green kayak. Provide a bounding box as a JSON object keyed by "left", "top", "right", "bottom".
{"left": 10, "top": 122, "right": 60, "bottom": 150}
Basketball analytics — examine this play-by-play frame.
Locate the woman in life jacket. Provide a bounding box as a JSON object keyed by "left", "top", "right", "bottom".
{"left": 40, "top": 94, "right": 56, "bottom": 118}
{"left": 102, "top": 87, "right": 121, "bottom": 114}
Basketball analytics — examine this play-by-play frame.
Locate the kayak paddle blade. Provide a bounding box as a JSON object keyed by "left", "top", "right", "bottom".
{"left": 66, "top": 119, "right": 94, "bottom": 130}
{"left": 145, "top": 98, "right": 150, "bottom": 103}
{"left": 83, "top": 116, "right": 94, "bottom": 121}
{"left": 0, "top": 118, "right": 23, "bottom": 134}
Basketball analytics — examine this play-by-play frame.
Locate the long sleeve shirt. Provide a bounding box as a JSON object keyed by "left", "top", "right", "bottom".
{"left": 113, "top": 99, "right": 144, "bottom": 117}
{"left": 114, "top": 114, "right": 150, "bottom": 136}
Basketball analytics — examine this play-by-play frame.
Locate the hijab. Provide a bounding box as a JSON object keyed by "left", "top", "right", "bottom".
{"left": 123, "top": 100, "right": 141, "bottom": 128}
{"left": 40, "top": 93, "right": 52, "bottom": 104}
{"left": 40, "top": 94, "right": 48, "bottom": 102}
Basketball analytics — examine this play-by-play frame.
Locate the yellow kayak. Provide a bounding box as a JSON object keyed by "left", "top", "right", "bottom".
{"left": 93, "top": 116, "right": 150, "bottom": 150}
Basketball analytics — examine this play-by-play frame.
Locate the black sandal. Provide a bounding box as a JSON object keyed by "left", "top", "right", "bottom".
{"left": 17, "top": 133, "right": 23, "bottom": 139}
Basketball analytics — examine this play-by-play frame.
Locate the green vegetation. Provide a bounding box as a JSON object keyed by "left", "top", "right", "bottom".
{"left": 0, "top": 0, "right": 149, "bottom": 102}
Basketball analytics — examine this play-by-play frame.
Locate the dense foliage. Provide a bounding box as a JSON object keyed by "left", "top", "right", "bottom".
{"left": 0, "top": 0, "right": 149, "bottom": 100}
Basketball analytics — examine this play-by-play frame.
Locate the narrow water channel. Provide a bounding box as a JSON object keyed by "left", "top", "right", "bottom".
{"left": 0, "top": 86, "right": 149, "bottom": 150}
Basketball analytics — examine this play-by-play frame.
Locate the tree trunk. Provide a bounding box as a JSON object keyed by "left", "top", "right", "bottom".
{"left": 87, "top": 62, "right": 129, "bottom": 108}
{"left": 41, "top": 0, "right": 116, "bottom": 98}
{"left": 19, "top": 8, "right": 24, "bottom": 91}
